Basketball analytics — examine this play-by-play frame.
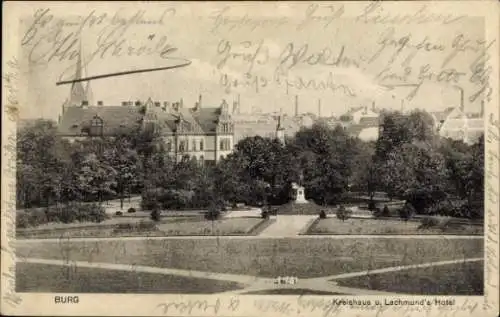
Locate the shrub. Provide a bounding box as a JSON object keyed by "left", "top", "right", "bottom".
{"left": 17, "top": 212, "right": 30, "bottom": 229}
{"left": 419, "top": 216, "right": 441, "bottom": 229}
{"left": 75, "top": 203, "right": 106, "bottom": 223}
{"left": 116, "top": 211, "right": 123, "bottom": 216}
{"left": 45, "top": 207, "right": 61, "bottom": 223}
{"left": 319, "top": 210, "right": 327, "bottom": 219}
{"left": 399, "top": 203, "right": 415, "bottom": 221}
{"left": 142, "top": 188, "right": 199, "bottom": 210}
{"left": 261, "top": 210, "right": 269, "bottom": 219}
{"left": 205, "top": 209, "right": 221, "bottom": 221}
{"left": 368, "top": 201, "right": 376, "bottom": 211}
{"left": 127, "top": 207, "right": 136, "bottom": 213}
{"left": 336, "top": 206, "right": 352, "bottom": 221}
{"left": 382, "top": 205, "right": 390, "bottom": 217}
{"left": 151, "top": 208, "right": 161, "bottom": 222}
{"left": 373, "top": 207, "right": 382, "bottom": 217}
{"left": 16, "top": 203, "right": 107, "bottom": 227}
{"left": 113, "top": 221, "right": 158, "bottom": 234}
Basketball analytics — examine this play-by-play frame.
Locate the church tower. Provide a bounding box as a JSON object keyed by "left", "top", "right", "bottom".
{"left": 64, "top": 42, "right": 92, "bottom": 110}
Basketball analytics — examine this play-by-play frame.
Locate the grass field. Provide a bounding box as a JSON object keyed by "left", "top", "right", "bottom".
{"left": 335, "top": 261, "right": 483, "bottom": 295}
{"left": 306, "top": 218, "right": 483, "bottom": 235}
{"left": 157, "top": 217, "right": 266, "bottom": 235}
{"left": 17, "top": 238, "right": 483, "bottom": 279}
{"left": 17, "top": 217, "right": 269, "bottom": 239}
{"left": 16, "top": 263, "right": 243, "bottom": 293}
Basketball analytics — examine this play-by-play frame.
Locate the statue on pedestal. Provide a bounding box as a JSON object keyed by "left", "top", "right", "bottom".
{"left": 291, "top": 182, "right": 308, "bottom": 204}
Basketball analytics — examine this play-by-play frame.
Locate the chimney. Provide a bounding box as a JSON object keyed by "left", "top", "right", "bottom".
{"left": 198, "top": 94, "right": 202, "bottom": 109}
{"left": 221, "top": 99, "right": 229, "bottom": 114}
{"left": 480, "top": 100, "right": 484, "bottom": 117}
{"left": 318, "top": 99, "right": 322, "bottom": 117}
{"left": 135, "top": 100, "right": 141, "bottom": 106}
{"left": 237, "top": 94, "right": 241, "bottom": 114}
{"left": 372, "top": 101, "right": 376, "bottom": 111}
{"left": 179, "top": 98, "right": 184, "bottom": 109}
{"left": 295, "top": 95, "right": 299, "bottom": 117}
{"left": 97, "top": 101, "right": 103, "bottom": 106}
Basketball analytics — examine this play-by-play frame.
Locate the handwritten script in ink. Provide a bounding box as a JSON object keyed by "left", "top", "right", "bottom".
{"left": 20, "top": 8, "right": 191, "bottom": 83}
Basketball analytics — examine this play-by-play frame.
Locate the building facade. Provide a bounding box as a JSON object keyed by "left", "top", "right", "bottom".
{"left": 57, "top": 57, "right": 236, "bottom": 165}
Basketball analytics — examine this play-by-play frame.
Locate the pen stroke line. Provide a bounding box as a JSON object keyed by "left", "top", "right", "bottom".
{"left": 55, "top": 60, "right": 192, "bottom": 86}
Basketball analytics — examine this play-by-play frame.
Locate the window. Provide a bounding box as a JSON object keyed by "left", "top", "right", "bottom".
{"left": 166, "top": 140, "right": 172, "bottom": 152}
{"left": 179, "top": 140, "right": 186, "bottom": 152}
{"left": 219, "top": 138, "right": 231, "bottom": 151}
{"left": 192, "top": 140, "right": 197, "bottom": 151}
{"left": 90, "top": 115, "right": 104, "bottom": 136}
{"left": 200, "top": 140, "right": 204, "bottom": 151}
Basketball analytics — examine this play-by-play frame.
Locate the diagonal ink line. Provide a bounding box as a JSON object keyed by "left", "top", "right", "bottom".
{"left": 55, "top": 59, "right": 192, "bottom": 86}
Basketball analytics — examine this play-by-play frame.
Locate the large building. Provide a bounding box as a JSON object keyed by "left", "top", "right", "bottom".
{"left": 339, "top": 103, "right": 381, "bottom": 142}
{"left": 57, "top": 56, "right": 236, "bottom": 165}
{"left": 431, "top": 103, "right": 484, "bottom": 145}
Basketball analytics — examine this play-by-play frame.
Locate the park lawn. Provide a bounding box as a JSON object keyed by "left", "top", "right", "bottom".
{"left": 17, "top": 217, "right": 202, "bottom": 239}
{"left": 307, "top": 218, "right": 483, "bottom": 235}
{"left": 16, "top": 262, "right": 243, "bottom": 294}
{"left": 335, "top": 261, "right": 483, "bottom": 295}
{"left": 156, "top": 217, "right": 266, "bottom": 236}
{"left": 17, "top": 237, "right": 483, "bottom": 279}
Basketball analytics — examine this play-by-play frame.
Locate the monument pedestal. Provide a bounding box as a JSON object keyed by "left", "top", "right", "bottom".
{"left": 292, "top": 183, "right": 308, "bottom": 204}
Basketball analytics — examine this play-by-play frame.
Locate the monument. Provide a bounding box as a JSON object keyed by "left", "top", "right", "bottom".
{"left": 291, "top": 182, "right": 308, "bottom": 204}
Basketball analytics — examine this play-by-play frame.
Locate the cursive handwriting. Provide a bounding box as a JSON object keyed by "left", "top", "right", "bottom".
{"left": 3, "top": 58, "right": 20, "bottom": 121}
{"left": 277, "top": 43, "right": 360, "bottom": 74}
{"left": 21, "top": 8, "right": 186, "bottom": 83}
{"left": 356, "top": 2, "right": 465, "bottom": 25}
{"left": 282, "top": 71, "right": 356, "bottom": 97}
{"left": 468, "top": 39, "right": 495, "bottom": 103}
{"left": 369, "top": 27, "right": 446, "bottom": 66}
{"left": 296, "top": 3, "right": 344, "bottom": 31}
{"left": 209, "top": 6, "right": 288, "bottom": 34}
{"left": 216, "top": 39, "right": 270, "bottom": 74}
{"left": 220, "top": 72, "right": 268, "bottom": 94}
{"left": 1, "top": 132, "right": 22, "bottom": 308}
{"left": 156, "top": 299, "right": 221, "bottom": 315}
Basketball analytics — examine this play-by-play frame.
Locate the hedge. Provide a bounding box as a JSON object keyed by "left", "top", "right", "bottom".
{"left": 17, "top": 203, "right": 107, "bottom": 228}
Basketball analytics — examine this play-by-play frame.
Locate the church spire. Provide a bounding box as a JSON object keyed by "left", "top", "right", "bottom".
{"left": 68, "top": 40, "right": 87, "bottom": 107}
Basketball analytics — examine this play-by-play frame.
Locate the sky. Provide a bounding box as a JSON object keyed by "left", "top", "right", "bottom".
{"left": 15, "top": 2, "right": 490, "bottom": 120}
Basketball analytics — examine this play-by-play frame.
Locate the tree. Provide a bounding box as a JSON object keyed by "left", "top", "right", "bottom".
{"left": 350, "top": 140, "right": 378, "bottom": 201}
{"left": 293, "top": 123, "right": 355, "bottom": 205}
{"left": 103, "top": 138, "right": 140, "bottom": 209}
{"left": 16, "top": 119, "right": 71, "bottom": 208}
{"left": 75, "top": 153, "right": 117, "bottom": 204}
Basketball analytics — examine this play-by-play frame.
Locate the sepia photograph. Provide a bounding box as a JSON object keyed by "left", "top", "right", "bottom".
{"left": 2, "top": 1, "right": 499, "bottom": 316}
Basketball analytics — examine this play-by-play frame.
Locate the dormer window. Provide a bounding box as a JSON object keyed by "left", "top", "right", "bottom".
{"left": 90, "top": 115, "right": 104, "bottom": 136}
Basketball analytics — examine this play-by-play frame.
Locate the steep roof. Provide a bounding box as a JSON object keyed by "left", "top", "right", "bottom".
{"left": 190, "top": 107, "right": 221, "bottom": 133}
{"left": 58, "top": 106, "right": 143, "bottom": 136}
{"left": 430, "top": 107, "right": 455, "bottom": 123}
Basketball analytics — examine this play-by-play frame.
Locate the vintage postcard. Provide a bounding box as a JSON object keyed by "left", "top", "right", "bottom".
{"left": 2, "top": 1, "right": 499, "bottom": 316}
